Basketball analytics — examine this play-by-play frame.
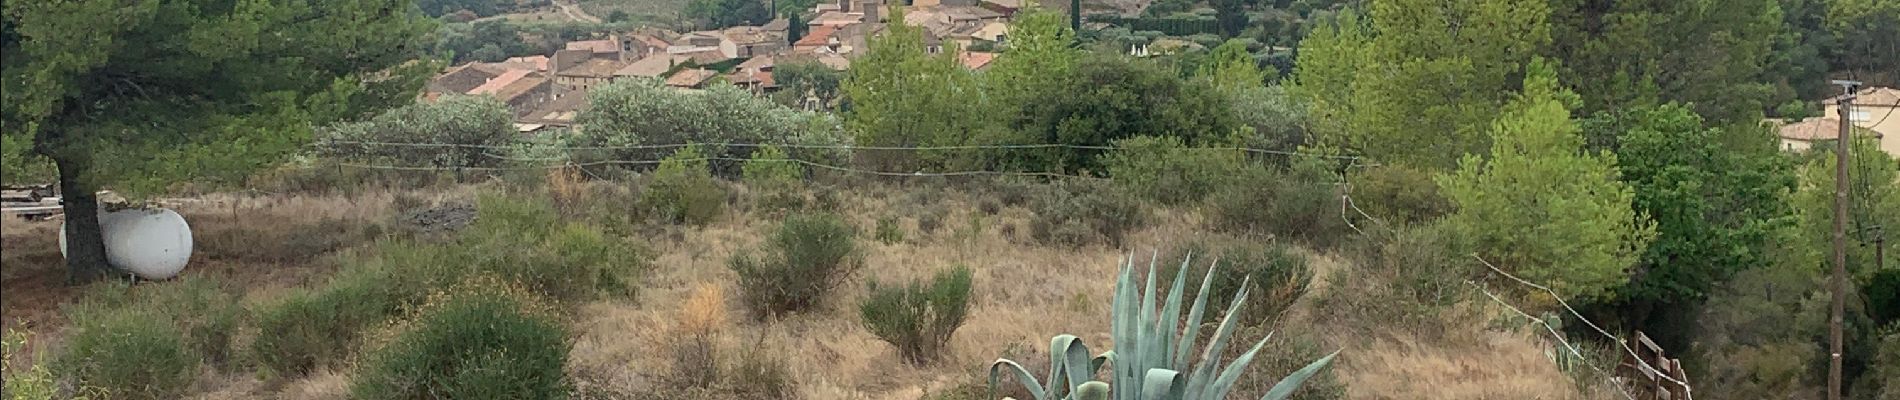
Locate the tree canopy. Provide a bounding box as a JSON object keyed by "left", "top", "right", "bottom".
{"left": 1436, "top": 59, "right": 1655, "bottom": 300}
{"left": 1292, "top": 0, "right": 1551, "bottom": 170}
{"left": 1, "top": 0, "right": 438, "bottom": 280}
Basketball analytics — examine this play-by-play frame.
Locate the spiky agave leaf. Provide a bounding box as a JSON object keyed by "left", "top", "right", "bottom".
{"left": 991, "top": 254, "right": 1339, "bottom": 400}
{"left": 989, "top": 334, "right": 1108, "bottom": 400}
{"left": 1260, "top": 351, "right": 1341, "bottom": 400}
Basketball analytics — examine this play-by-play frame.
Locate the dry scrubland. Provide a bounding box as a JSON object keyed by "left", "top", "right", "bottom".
{"left": 0, "top": 176, "right": 1610, "bottom": 400}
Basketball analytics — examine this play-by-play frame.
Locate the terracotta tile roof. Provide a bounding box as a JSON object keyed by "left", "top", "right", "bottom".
{"left": 616, "top": 55, "right": 682, "bottom": 78}
{"left": 1778, "top": 117, "right": 1872, "bottom": 141}
{"left": 468, "top": 69, "right": 534, "bottom": 95}
{"left": 685, "top": 50, "right": 732, "bottom": 65}
{"left": 737, "top": 56, "right": 776, "bottom": 72}
{"left": 566, "top": 39, "right": 618, "bottom": 53}
{"left": 728, "top": 71, "right": 776, "bottom": 87}
{"left": 958, "top": 51, "right": 997, "bottom": 70}
{"left": 431, "top": 64, "right": 503, "bottom": 94}
{"left": 813, "top": 11, "right": 862, "bottom": 26}
{"left": 526, "top": 92, "right": 588, "bottom": 125}
{"left": 723, "top": 26, "right": 780, "bottom": 45}
{"left": 488, "top": 73, "right": 549, "bottom": 103}
{"left": 666, "top": 69, "right": 719, "bottom": 88}
{"left": 796, "top": 25, "right": 841, "bottom": 47}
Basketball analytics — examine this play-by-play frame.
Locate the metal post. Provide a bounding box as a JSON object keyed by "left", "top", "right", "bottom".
{"left": 1828, "top": 79, "right": 1860, "bottom": 400}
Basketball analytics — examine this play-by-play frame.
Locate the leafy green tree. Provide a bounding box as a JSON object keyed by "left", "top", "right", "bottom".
{"left": 1, "top": 0, "right": 437, "bottom": 282}
{"left": 1547, "top": 0, "right": 1787, "bottom": 123}
{"left": 1589, "top": 104, "right": 1797, "bottom": 347}
{"left": 1792, "top": 137, "right": 1900, "bottom": 283}
{"left": 434, "top": 21, "right": 539, "bottom": 63}
{"left": 1292, "top": 0, "right": 1551, "bottom": 170}
{"left": 417, "top": 0, "right": 514, "bottom": 17}
{"left": 1825, "top": 0, "right": 1900, "bottom": 87}
{"left": 842, "top": 8, "right": 991, "bottom": 172}
{"left": 1212, "top": 0, "right": 1249, "bottom": 37}
{"left": 1199, "top": 39, "right": 1265, "bottom": 91}
{"left": 772, "top": 61, "right": 844, "bottom": 110}
{"left": 1226, "top": 85, "right": 1309, "bottom": 154}
{"left": 1010, "top": 53, "right": 1237, "bottom": 173}
{"left": 318, "top": 95, "right": 515, "bottom": 171}
{"left": 982, "top": 5, "right": 1082, "bottom": 170}
{"left": 1287, "top": 8, "right": 1370, "bottom": 157}
{"left": 1436, "top": 59, "right": 1655, "bottom": 301}
{"left": 687, "top": 0, "right": 771, "bottom": 29}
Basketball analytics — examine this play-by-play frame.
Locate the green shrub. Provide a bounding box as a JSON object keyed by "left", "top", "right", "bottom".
{"left": 744, "top": 145, "right": 809, "bottom": 213}
{"left": 1349, "top": 164, "right": 1451, "bottom": 225}
{"left": 7, "top": 329, "right": 100, "bottom": 400}
{"left": 874, "top": 216, "right": 905, "bottom": 244}
{"left": 350, "top": 282, "right": 569, "bottom": 400}
{"left": 730, "top": 212, "right": 862, "bottom": 319}
{"left": 249, "top": 280, "right": 398, "bottom": 376}
{"left": 859, "top": 266, "right": 974, "bottom": 364}
{"left": 57, "top": 308, "right": 196, "bottom": 400}
{"left": 916, "top": 207, "right": 946, "bottom": 235}
{"left": 252, "top": 194, "right": 645, "bottom": 376}
{"left": 1101, "top": 135, "right": 1248, "bottom": 206}
{"left": 643, "top": 145, "right": 728, "bottom": 225}
{"left": 1030, "top": 179, "right": 1147, "bottom": 247}
{"left": 54, "top": 278, "right": 240, "bottom": 396}
{"left": 1207, "top": 159, "right": 1346, "bottom": 245}
{"left": 1164, "top": 238, "right": 1311, "bottom": 326}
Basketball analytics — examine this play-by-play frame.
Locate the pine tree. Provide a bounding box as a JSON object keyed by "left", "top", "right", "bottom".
{"left": 1, "top": 0, "right": 437, "bottom": 282}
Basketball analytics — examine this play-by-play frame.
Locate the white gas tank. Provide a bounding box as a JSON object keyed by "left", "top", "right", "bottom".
{"left": 60, "top": 208, "right": 194, "bottom": 280}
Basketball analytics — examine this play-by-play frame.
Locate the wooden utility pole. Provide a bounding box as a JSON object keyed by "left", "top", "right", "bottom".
{"left": 1829, "top": 79, "right": 1859, "bottom": 400}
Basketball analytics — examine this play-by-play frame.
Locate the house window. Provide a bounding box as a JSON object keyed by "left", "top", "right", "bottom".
{"left": 1850, "top": 110, "right": 1871, "bottom": 121}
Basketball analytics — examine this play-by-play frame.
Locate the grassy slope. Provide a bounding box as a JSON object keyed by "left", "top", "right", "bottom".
{"left": 0, "top": 182, "right": 1606, "bottom": 399}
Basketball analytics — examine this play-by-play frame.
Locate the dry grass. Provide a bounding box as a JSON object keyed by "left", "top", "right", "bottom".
{"left": 2, "top": 181, "right": 1614, "bottom": 399}
{"left": 1340, "top": 332, "right": 1600, "bottom": 400}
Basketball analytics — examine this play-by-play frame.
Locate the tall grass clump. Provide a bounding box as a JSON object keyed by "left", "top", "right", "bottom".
{"left": 642, "top": 145, "right": 728, "bottom": 225}
{"left": 671, "top": 284, "right": 728, "bottom": 389}
{"left": 860, "top": 266, "right": 974, "bottom": 364}
{"left": 350, "top": 279, "right": 570, "bottom": 399}
{"left": 730, "top": 212, "right": 862, "bottom": 319}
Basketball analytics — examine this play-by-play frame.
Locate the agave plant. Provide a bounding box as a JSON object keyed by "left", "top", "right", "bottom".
{"left": 989, "top": 254, "right": 1339, "bottom": 400}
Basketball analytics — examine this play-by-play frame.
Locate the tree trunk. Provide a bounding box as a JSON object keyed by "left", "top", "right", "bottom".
{"left": 54, "top": 156, "right": 111, "bottom": 284}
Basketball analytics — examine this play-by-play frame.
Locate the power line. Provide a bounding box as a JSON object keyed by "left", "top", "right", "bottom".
{"left": 315, "top": 140, "right": 1368, "bottom": 161}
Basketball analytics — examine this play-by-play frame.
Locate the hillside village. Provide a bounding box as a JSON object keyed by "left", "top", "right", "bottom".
{"left": 427, "top": 0, "right": 1015, "bottom": 132}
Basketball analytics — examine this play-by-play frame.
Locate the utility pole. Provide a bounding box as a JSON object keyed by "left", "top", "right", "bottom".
{"left": 1829, "top": 79, "right": 1860, "bottom": 400}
